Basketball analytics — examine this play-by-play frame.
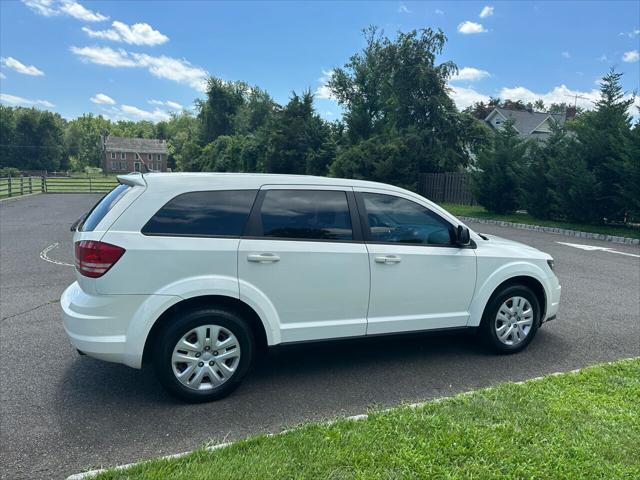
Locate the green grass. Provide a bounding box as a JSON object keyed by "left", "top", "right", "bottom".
{"left": 442, "top": 203, "right": 640, "bottom": 239}
{"left": 94, "top": 358, "right": 640, "bottom": 480}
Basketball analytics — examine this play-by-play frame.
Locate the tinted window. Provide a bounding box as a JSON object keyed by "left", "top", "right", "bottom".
{"left": 362, "top": 193, "right": 453, "bottom": 245}
{"left": 80, "top": 184, "right": 131, "bottom": 232}
{"left": 142, "top": 190, "right": 257, "bottom": 237}
{"left": 259, "top": 190, "right": 353, "bottom": 240}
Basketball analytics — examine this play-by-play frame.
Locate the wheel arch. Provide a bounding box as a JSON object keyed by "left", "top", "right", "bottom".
{"left": 141, "top": 295, "right": 269, "bottom": 366}
{"left": 485, "top": 276, "right": 547, "bottom": 321}
{"left": 468, "top": 263, "right": 549, "bottom": 327}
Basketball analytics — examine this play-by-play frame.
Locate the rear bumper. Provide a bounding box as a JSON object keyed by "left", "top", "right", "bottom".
{"left": 61, "top": 282, "right": 178, "bottom": 368}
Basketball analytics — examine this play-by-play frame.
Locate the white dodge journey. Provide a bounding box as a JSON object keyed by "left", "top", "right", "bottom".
{"left": 62, "top": 173, "right": 561, "bottom": 402}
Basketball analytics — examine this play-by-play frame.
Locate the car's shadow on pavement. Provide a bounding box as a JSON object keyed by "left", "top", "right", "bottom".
{"left": 53, "top": 328, "right": 570, "bottom": 449}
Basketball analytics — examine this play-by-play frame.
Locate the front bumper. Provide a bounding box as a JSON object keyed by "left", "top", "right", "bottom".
{"left": 61, "top": 282, "right": 177, "bottom": 368}
{"left": 543, "top": 280, "right": 561, "bottom": 323}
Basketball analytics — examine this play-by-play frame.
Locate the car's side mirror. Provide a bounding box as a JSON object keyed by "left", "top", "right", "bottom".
{"left": 456, "top": 225, "right": 471, "bottom": 246}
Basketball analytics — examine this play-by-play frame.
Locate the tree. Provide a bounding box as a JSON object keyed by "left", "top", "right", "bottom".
{"left": 471, "top": 121, "right": 527, "bottom": 214}
{"left": 570, "top": 68, "right": 634, "bottom": 222}
{"left": 328, "top": 27, "right": 486, "bottom": 181}
{"left": 263, "top": 91, "right": 333, "bottom": 175}
{"left": 523, "top": 122, "right": 569, "bottom": 219}
{"left": 622, "top": 115, "right": 640, "bottom": 218}
{"left": 198, "top": 78, "right": 248, "bottom": 143}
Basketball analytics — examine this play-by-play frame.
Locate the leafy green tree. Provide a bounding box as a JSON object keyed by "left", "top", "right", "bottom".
{"left": 570, "top": 68, "right": 634, "bottom": 222}
{"left": 523, "top": 123, "right": 569, "bottom": 219}
{"left": 198, "top": 78, "right": 248, "bottom": 143}
{"left": 65, "top": 114, "right": 111, "bottom": 170}
{"left": 328, "top": 27, "right": 487, "bottom": 181}
{"left": 263, "top": 91, "right": 333, "bottom": 175}
{"left": 622, "top": 115, "right": 640, "bottom": 218}
{"left": 471, "top": 121, "right": 527, "bottom": 214}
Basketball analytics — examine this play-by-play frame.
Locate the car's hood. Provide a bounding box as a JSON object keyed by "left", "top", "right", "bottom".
{"left": 477, "top": 233, "right": 551, "bottom": 260}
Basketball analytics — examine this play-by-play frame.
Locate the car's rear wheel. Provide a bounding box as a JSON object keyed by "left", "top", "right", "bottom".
{"left": 153, "top": 307, "right": 254, "bottom": 402}
{"left": 480, "top": 285, "right": 541, "bottom": 353}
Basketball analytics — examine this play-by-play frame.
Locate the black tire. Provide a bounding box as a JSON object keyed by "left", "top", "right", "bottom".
{"left": 479, "top": 284, "right": 541, "bottom": 354}
{"left": 153, "top": 307, "right": 254, "bottom": 402}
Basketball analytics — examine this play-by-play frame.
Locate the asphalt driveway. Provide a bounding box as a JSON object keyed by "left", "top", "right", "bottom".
{"left": 1, "top": 193, "right": 638, "bottom": 479}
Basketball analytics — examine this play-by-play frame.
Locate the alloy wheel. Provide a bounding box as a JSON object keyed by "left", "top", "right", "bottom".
{"left": 495, "top": 296, "right": 534, "bottom": 346}
{"left": 171, "top": 325, "right": 241, "bottom": 390}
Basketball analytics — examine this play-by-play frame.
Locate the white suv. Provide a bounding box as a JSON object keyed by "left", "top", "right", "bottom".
{"left": 62, "top": 173, "right": 561, "bottom": 402}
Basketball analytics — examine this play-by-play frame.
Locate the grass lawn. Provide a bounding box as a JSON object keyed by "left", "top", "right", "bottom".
{"left": 442, "top": 203, "right": 640, "bottom": 240}
{"left": 94, "top": 358, "right": 640, "bottom": 480}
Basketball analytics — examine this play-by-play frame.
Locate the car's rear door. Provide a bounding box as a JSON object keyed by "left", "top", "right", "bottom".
{"left": 355, "top": 188, "right": 477, "bottom": 335}
{"left": 238, "top": 185, "right": 370, "bottom": 343}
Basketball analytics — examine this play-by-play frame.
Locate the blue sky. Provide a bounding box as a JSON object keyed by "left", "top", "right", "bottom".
{"left": 1, "top": 1, "right": 638, "bottom": 122}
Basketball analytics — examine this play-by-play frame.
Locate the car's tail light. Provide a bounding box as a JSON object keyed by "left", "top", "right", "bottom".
{"left": 74, "top": 241, "right": 125, "bottom": 278}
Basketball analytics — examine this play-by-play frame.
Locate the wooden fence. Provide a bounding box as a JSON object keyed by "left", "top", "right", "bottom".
{"left": 0, "top": 176, "right": 118, "bottom": 198}
{"left": 418, "top": 172, "right": 476, "bottom": 205}
{"left": 0, "top": 176, "right": 45, "bottom": 199}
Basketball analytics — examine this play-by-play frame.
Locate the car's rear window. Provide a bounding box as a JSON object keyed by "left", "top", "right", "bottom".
{"left": 142, "top": 190, "right": 257, "bottom": 237}
{"left": 80, "top": 184, "right": 131, "bottom": 232}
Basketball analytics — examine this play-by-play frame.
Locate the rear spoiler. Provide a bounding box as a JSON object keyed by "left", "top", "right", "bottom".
{"left": 117, "top": 172, "right": 147, "bottom": 187}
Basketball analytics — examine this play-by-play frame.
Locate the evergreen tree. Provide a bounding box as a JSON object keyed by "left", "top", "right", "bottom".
{"left": 471, "top": 121, "right": 526, "bottom": 214}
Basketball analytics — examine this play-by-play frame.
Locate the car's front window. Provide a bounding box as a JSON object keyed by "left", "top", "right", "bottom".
{"left": 362, "top": 193, "right": 454, "bottom": 245}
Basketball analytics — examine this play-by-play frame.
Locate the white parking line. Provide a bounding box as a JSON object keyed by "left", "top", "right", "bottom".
{"left": 557, "top": 241, "right": 640, "bottom": 258}
{"left": 39, "top": 243, "right": 74, "bottom": 267}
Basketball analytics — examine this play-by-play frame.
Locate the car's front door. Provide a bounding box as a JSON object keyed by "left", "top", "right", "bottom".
{"left": 238, "top": 186, "right": 370, "bottom": 343}
{"left": 355, "top": 189, "right": 477, "bottom": 335}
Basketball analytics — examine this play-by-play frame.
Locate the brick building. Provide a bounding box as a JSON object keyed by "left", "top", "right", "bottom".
{"left": 101, "top": 135, "right": 169, "bottom": 173}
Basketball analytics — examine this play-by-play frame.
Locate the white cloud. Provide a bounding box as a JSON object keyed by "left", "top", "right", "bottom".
{"left": 22, "top": 0, "right": 108, "bottom": 22}
{"left": 148, "top": 99, "right": 182, "bottom": 109}
{"left": 398, "top": 4, "right": 410, "bottom": 13}
{"left": 90, "top": 93, "right": 116, "bottom": 105}
{"left": 70, "top": 46, "right": 136, "bottom": 67}
{"left": 132, "top": 53, "right": 208, "bottom": 91}
{"left": 448, "top": 85, "right": 490, "bottom": 110}
{"left": 82, "top": 21, "right": 169, "bottom": 46}
{"left": 498, "top": 85, "right": 600, "bottom": 110}
{"left": 59, "top": 0, "right": 107, "bottom": 21}
{"left": 70, "top": 46, "right": 208, "bottom": 91}
{"left": 435, "top": 9, "right": 444, "bottom": 15}
{"left": 458, "top": 21, "right": 487, "bottom": 34}
{"left": 622, "top": 50, "right": 639, "bottom": 62}
{"left": 21, "top": 0, "right": 57, "bottom": 16}
{"left": 450, "top": 67, "right": 491, "bottom": 82}
{"left": 561, "top": 51, "right": 571, "bottom": 59}
{"left": 619, "top": 29, "right": 640, "bottom": 38}
{"left": 315, "top": 69, "right": 336, "bottom": 100}
{"left": 119, "top": 105, "right": 171, "bottom": 122}
{"left": 1, "top": 57, "right": 44, "bottom": 76}
{"left": 0, "top": 93, "right": 54, "bottom": 108}
{"left": 479, "top": 6, "right": 494, "bottom": 18}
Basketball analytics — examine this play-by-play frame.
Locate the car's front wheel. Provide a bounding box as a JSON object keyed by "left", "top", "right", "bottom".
{"left": 153, "top": 307, "right": 254, "bottom": 402}
{"left": 480, "top": 284, "right": 541, "bottom": 353}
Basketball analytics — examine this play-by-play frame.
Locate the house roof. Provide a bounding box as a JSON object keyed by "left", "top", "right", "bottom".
{"left": 103, "top": 135, "right": 168, "bottom": 154}
{"left": 485, "top": 107, "right": 565, "bottom": 138}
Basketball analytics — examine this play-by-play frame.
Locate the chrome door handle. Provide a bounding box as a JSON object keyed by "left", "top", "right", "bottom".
{"left": 375, "top": 255, "right": 401, "bottom": 264}
{"left": 247, "top": 253, "right": 280, "bottom": 263}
